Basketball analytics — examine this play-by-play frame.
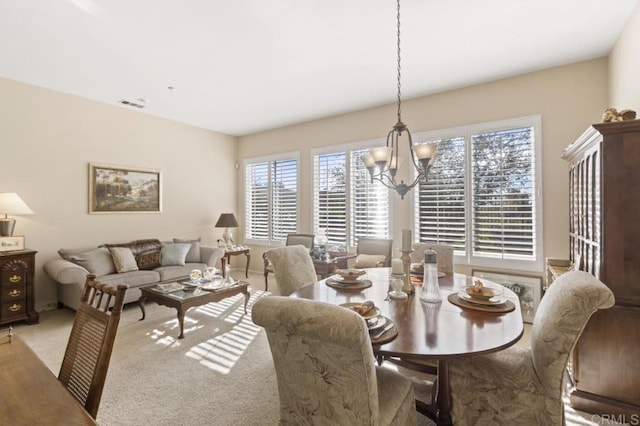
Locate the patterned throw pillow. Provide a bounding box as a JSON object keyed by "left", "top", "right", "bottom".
{"left": 160, "top": 243, "right": 191, "bottom": 266}
{"left": 109, "top": 247, "right": 139, "bottom": 273}
{"left": 136, "top": 249, "right": 162, "bottom": 270}
{"left": 172, "top": 238, "right": 201, "bottom": 263}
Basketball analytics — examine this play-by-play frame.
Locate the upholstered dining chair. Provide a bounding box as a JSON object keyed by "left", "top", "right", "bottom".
{"left": 339, "top": 237, "right": 393, "bottom": 269}
{"left": 447, "top": 270, "right": 614, "bottom": 425}
{"left": 252, "top": 296, "right": 417, "bottom": 425}
{"left": 410, "top": 242, "right": 454, "bottom": 274}
{"left": 263, "top": 233, "right": 315, "bottom": 290}
{"left": 264, "top": 245, "right": 317, "bottom": 296}
{"left": 58, "top": 274, "right": 128, "bottom": 419}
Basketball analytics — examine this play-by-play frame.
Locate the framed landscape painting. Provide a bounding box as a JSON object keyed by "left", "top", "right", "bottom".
{"left": 471, "top": 269, "right": 542, "bottom": 323}
{"left": 89, "top": 163, "right": 162, "bottom": 214}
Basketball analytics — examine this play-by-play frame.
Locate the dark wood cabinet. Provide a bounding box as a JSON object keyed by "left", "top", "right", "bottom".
{"left": 0, "top": 249, "right": 38, "bottom": 325}
{"left": 562, "top": 120, "right": 640, "bottom": 415}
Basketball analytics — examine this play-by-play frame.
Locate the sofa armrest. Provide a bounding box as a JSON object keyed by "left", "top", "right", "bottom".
{"left": 200, "top": 245, "right": 224, "bottom": 268}
{"left": 43, "top": 258, "right": 89, "bottom": 287}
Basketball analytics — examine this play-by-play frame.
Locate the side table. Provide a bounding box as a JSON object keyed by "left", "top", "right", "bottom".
{"left": 221, "top": 248, "right": 250, "bottom": 278}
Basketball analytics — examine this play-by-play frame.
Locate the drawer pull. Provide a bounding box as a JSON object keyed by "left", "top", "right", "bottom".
{"left": 9, "top": 304, "right": 21, "bottom": 312}
{"left": 8, "top": 289, "right": 21, "bottom": 297}
{"left": 9, "top": 275, "right": 22, "bottom": 283}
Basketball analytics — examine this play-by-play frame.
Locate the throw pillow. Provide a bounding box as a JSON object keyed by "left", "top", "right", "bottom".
{"left": 172, "top": 237, "right": 201, "bottom": 263}
{"left": 160, "top": 243, "right": 191, "bottom": 266}
{"left": 136, "top": 249, "right": 162, "bottom": 270}
{"left": 68, "top": 247, "right": 116, "bottom": 276}
{"left": 354, "top": 254, "right": 387, "bottom": 268}
{"left": 109, "top": 247, "right": 139, "bottom": 273}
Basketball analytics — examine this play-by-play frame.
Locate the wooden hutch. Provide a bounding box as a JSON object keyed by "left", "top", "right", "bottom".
{"left": 562, "top": 120, "right": 640, "bottom": 416}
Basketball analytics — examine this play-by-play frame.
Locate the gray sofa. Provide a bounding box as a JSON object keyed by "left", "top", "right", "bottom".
{"left": 43, "top": 238, "right": 224, "bottom": 310}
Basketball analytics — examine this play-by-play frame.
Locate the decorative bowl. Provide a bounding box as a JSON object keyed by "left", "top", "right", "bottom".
{"left": 335, "top": 268, "right": 366, "bottom": 282}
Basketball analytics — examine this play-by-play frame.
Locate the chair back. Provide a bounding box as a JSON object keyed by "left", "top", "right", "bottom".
{"left": 354, "top": 238, "right": 393, "bottom": 268}
{"left": 252, "top": 296, "right": 380, "bottom": 424}
{"left": 411, "top": 243, "right": 454, "bottom": 274}
{"left": 285, "top": 233, "right": 315, "bottom": 251}
{"left": 58, "top": 274, "right": 128, "bottom": 418}
{"left": 530, "top": 270, "right": 614, "bottom": 394}
{"left": 265, "top": 245, "right": 317, "bottom": 296}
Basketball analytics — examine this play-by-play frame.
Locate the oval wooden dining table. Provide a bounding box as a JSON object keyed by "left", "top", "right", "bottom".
{"left": 290, "top": 267, "right": 524, "bottom": 426}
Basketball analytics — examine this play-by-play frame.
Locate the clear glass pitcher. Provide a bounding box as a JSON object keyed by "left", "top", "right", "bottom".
{"left": 420, "top": 248, "right": 442, "bottom": 303}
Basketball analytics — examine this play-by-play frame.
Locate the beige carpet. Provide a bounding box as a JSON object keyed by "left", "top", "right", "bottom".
{"left": 14, "top": 271, "right": 602, "bottom": 425}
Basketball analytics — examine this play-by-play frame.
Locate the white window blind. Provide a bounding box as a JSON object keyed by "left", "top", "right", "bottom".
{"left": 471, "top": 127, "right": 535, "bottom": 260}
{"left": 415, "top": 137, "right": 466, "bottom": 253}
{"left": 245, "top": 157, "right": 298, "bottom": 244}
{"left": 313, "top": 152, "right": 347, "bottom": 246}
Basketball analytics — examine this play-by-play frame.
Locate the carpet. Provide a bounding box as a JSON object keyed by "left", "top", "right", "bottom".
{"left": 18, "top": 290, "right": 280, "bottom": 426}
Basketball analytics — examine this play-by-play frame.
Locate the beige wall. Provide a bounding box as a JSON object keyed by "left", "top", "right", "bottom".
{"left": 0, "top": 77, "right": 237, "bottom": 311}
{"left": 238, "top": 59, "right": 609, "bottom": 276}
{"left": 610, "top": 1, "right": 640, "bottom": 111}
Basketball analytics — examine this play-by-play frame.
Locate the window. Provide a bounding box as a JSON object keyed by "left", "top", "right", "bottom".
{"left": 245, "top": 155, "right": 298, "bottom": 244}
{"left": 313, "top": 145, "right": 390, "bottom": 248}
{"left": 414, "top": 116, "right": 542, "bottom": 270}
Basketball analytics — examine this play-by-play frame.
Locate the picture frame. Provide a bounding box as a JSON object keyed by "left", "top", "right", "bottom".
{"left": 471, "top": 269, "right": 542, "bottom": 323}
{"left": 89, "top": 163, "right": 162, "bottom": 214}
{"left": 0, "top": 235, "right": 25, "bottom": 252}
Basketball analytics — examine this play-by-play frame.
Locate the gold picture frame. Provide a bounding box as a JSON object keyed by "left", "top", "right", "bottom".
{"left": 0, "top": 235, "right": 25, "bottom": 252}
{"left": 89, "top": 163, "right": 162, "bottom": 214}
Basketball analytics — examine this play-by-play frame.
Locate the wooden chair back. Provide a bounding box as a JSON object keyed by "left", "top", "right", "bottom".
{"left": 58, "top": 274, "right": 128, "bottom": 419}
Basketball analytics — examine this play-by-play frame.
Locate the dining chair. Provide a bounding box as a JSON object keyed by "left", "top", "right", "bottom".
{"left": 338, "top": 237, "right": 393, "bottom": 269}
{"left": 410, "top": 242, "right": 454, "bottom": 274}
{"left": 58, "top": 274, "right": 128, "bottom": 419}
{"left": 252, "top": 296, "right": 417, "bottom": 425}
{"left": 447, "top": 270, "right": 614, "bottom": 425}
{"left": 264, "top": 245, "right": 317, "bottom": 296}
{"left": 263, "top": 233, "right": 315, "bottom": 291}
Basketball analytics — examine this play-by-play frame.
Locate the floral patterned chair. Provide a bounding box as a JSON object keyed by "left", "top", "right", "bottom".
{"left": 447, "top": 270, "right": 615, "bottom": 425}
{"left": 264, "top": 245, "right": 317, "bottom": 296}
{"left": 252, "top": 296, "right": 417, "bottom": 425}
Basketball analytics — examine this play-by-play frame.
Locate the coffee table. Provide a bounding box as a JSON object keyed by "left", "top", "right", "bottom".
{"left": 138, "top": 281, "right": 250, "bottom": 339}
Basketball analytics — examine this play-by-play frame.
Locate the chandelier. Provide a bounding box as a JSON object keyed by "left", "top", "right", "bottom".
{"left": 361, "top": 0, "right": 436, "bottom": 200}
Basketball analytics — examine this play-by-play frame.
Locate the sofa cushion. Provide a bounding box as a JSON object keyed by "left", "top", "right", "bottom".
{"left": 67, "top": 247, "right": 116, "bottom": 276}
{"left": 173, "top": 237, "right": 201, "bottom": 263}
{"left": 97, "top": 270, "right": 160, "bottom": 287}
{"left": 103, "top": 239, "right": 163, "bottom": 270}
{"left": 161, "top": 243, "right": 191, "bottom": 266}
{"left": 155, "top": 263, "right": 207, "bottom": 282}
{"left": 109, "top": 247, "right": 139, "bottom": 273}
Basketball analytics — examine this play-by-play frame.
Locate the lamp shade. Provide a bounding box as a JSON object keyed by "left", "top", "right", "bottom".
{"left": 0, "top": 193, "right": 34, "bottom": 215}
{"left": 215, "top": 213, "right": 238, "bottom": 228}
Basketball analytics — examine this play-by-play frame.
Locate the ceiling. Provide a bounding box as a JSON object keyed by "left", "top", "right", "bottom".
{"left": 0, "top": 0, "right": 637, "bottom": 136}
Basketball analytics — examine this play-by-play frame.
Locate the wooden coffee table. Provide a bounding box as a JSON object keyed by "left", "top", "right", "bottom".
{"left": 138, "top": 281, "right": 250, "bottom": 339}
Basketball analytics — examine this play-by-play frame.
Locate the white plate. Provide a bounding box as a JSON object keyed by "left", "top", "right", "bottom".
{"left": 367, "top": 316, "right": 387, "bottom": 331}
{"left": 458, "top": 292, "right": 506, "bottom": 306}
{"left": 339, "top": 303, "right": 381, "bottom": 319}
{"left": 332, "top": 275, "right": 366, "bottom": 284}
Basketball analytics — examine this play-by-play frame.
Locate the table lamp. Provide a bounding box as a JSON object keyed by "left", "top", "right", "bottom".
{"left": 215, "top": 213, "right": 239, "bottom": 249}
{"left": 0, "top": 193, "right": 34, "bottom": 237}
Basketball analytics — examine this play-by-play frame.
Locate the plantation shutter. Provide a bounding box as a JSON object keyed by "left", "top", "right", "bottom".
{"left": 471, "top": 127, "right": 535, "bottom": 259}
{"left": 350, "top": 148, "right": 390, "bottom": 246}
{"left": 313, "top": 153, "right": 347, "bottom": 245}
{"left": 415, "top": 137, "right": 466, "bottom": 252}
{"left": 271, "top": 159, "right": 298, "bottom": 241}
{"left": 245, "top": 162, "right": 269, "bottom": 241}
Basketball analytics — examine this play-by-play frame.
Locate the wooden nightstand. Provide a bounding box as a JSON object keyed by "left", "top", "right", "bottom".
{"left": 0, "top": 249, "right": 39, "bottom": 325}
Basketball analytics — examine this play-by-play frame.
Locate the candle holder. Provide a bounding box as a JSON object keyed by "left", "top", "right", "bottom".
{"left": 388, "top": 273, "right": 408, "bottom": 300}
{"left": 399, "top": 249, "right": 414, "bottom": 294}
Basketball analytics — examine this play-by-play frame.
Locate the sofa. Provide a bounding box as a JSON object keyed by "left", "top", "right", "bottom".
{"left": 44, "top": 238, "right": 224, "bottom": 310}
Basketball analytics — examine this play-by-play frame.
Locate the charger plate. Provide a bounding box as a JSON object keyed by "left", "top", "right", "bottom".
{"left": 370, "top": 317, "right": 398, "bottom": 345}
{"left": 326, "top": 278, "right": 372, "bottom": 290}
{"left": 448, "top": 293, "right": 515, "bottom": 313}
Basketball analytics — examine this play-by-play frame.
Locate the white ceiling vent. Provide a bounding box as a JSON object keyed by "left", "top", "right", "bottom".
{"left": 118, "top": 99, "right": 146, "bottom": 109}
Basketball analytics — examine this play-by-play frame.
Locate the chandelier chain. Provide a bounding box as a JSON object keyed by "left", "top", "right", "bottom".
{"left": 396, "top": 0, "right": 402, "bottom": 123}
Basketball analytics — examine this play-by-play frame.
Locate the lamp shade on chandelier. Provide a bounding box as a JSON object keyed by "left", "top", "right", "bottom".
{"left": 361, "top": 0, "right": 437, "bottom": 199}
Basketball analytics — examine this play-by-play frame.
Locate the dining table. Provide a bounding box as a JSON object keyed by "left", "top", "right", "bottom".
{"left": 0, "top": 331, "right": 97, "bottom": 425}
{"left": 290, "top": 267, "right": 524, "bottom": 426}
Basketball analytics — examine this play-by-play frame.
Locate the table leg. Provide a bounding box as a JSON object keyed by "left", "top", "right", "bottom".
{"left": 242, "top": 287, "right": 250, "bottom": 314}
{"left": 221, "top": 256, "right": 228, "bottom": 278}
{"left": 436, "top": 359, "right": 453, "bottom": 426}
{"left": 177, "top": 308, "right": 186, "bottom": 339}
{"left": 138, "top": 295, "right": 147, "bottom": 321}
{"left": 244, "top": 253, "right": 250, "bottom": 278}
